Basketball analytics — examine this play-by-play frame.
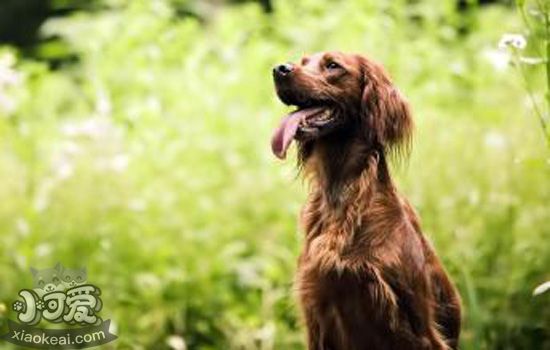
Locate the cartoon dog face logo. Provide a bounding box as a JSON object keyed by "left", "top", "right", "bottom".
{"left": 61, "top": 266, "right": 87, "bottom": 289}
{"left": 30, "top": 263, "right": 65, "bottom": 296}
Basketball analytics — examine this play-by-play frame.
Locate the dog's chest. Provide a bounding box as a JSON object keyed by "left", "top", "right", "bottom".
{"left": 297, "top": 216, "right": 403, "bottom": 345}
{"left": 296, "top": 259, "right": 400, "bottom": 349}
{"left": 297, "top": 232, "right": 398, "bottom": 317}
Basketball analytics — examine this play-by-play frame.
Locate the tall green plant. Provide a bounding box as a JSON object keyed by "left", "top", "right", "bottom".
{"left": 504, "top": 0, "right": 550, "bottom": 147}
{"left": 506, "top": 0, "right": 550, "bottom": 299}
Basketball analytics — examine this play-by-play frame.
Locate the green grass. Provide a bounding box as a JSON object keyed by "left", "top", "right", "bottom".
{"left": 0, "top": 0, "right": 549, "bottom": 349}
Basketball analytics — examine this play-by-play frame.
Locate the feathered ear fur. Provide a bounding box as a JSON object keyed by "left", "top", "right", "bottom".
{"left": 357, "top": 56, "right": 413, "bottom": 158}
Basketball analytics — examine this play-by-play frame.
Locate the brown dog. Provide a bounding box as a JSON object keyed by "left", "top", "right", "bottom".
{"left": 271, "top": 52, "right": 461, "bottom": 350}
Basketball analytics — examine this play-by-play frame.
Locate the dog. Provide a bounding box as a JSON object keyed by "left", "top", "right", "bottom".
{"left": 271, "top": 52, "right": 461, "bottom": 350}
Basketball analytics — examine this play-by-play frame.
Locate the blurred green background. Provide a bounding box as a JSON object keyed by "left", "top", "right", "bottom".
{"left": 0, "top": 0, "right": 548, "bottom": 349}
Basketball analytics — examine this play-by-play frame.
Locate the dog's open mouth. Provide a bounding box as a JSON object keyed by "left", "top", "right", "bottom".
{"left": 271, "top": 105, "right": 336, "bottom": 159}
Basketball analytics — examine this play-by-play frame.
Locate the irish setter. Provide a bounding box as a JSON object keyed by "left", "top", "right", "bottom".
{"left": 271, "top": 52, "right": 461, "bottom": 350}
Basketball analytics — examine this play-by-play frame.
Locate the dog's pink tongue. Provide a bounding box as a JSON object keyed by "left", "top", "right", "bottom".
{"left": 271, "top": 107, "right": 325, "bottom": 159}
{"left": 271, "top": 111, "right": 303, "bottom": 159}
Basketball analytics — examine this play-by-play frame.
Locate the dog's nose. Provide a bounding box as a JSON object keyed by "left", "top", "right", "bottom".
{"left": 273, "top": 63, "right": 294, "bottom": 77}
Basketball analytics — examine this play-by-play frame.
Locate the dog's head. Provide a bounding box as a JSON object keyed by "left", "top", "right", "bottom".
{"left": 271, "top": 51, "right": 413, "bottom": 161}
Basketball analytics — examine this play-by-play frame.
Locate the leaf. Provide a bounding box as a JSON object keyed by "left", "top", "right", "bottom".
{"left": 519, "top": 56, "right": 546, "bottom": 65}
{"left": 533, "top": 281, "right": 550, "bottom": 296}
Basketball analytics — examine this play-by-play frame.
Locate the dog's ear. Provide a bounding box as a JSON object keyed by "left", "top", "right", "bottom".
{"left": 357, "top": 56, "right": 413, "bottom": 156}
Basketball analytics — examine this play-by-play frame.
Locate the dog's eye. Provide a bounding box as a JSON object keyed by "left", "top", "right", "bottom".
{"left": 325, "top": 61, "right": 341, "bottom": 70}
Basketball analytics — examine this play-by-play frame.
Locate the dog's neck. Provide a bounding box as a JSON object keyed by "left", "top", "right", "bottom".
{"left": 302, "top": 135, "right": 394, "bottom": 209}
{"left": 300, "top": 136, "right": 402, "bottom": 248}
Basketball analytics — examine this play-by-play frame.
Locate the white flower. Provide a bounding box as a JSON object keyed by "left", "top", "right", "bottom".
{"left": 498, "top": 33, "right": 527, "bottom": 50}
{"left": 482, "top": 49, "right": 510, "bottom": 71}
{"left": 166, "top": 335, "right": 186, "bottom": 350}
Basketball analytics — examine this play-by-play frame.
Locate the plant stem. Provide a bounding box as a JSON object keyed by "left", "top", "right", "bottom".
{"left": 543, "top": 1, "right": 550, "bottom": 144}
{"left": 544, "top": 2, "right": 550, "bottom": 108}
{"left": 518, "top": 0, "right": 550, "bottom": 147}
{"left": 513, "top": 51, "right": 550, "bottom": 147}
